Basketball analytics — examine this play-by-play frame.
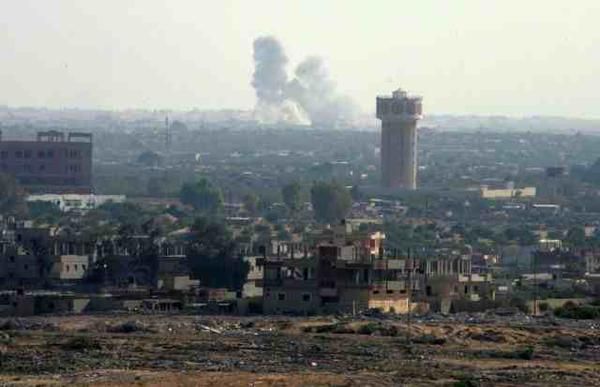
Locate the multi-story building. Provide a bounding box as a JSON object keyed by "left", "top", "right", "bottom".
{"left": 0, "top": 130, "right": 92, "bottom": 193}
{"left": 260, "top": 226, "right": 398, "bottom": 314}
{"left": 259, "top": 221, "right": 494, "bottom": 315}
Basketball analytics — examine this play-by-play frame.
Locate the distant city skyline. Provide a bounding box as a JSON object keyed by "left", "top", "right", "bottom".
{"left": 1, "top": 0, "right": 599, "bottom": 118}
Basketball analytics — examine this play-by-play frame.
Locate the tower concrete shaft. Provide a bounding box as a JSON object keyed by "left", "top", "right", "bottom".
{"left": 376, "top": 88, "right": 422, "bottom": 190}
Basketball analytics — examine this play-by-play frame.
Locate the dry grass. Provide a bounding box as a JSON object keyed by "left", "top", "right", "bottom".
{"left": 0, "top": 315, "right": 597, "bottom": 386}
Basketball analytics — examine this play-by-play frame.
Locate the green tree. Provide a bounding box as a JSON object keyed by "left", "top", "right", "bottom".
{"left": 96, "top": 202, "right": 149, "bottom": 228}
{"left": 350, "top": 185, "right": 363, "bottom": 201}
{"left": 504, "top": 226, "right": 537, "bottom": 246}
{"left": 565, "top": 226, "right": 586, "bottom": 247}
{"left": 310, "top": 181, "right": 352, "bottom": 223}
{"left": 180, "top": 178, "right": 224, "bottom": 214}
{"left": 28, "top": 201, "right": 62, "bottom": 224}
{"left": 0, "top": 173, "right": 26, "bottom": 215}
{"left": 137, "top": 151, "right": 163, "bottom": 168}
{"left": 282, "top": 182, "right": 303, "bottom": 213}
{"left": 583, "top": 158, "right": 600, "bottom": 185}
{"left": 147, "top": 176, "right": 168, "bottom": 197}
{"left": 186, "top": 217, "right": 248, "bottom": 290}
{"left": 518, "top": 229, "right": 538, "bottom": 246}
{"left": 242, "top": 193, "right": 259, "bottom": 216}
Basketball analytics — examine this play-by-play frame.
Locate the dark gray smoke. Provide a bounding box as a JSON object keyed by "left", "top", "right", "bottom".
{"left": 251, "top": 37, "right": 288, "bottom": 105}
{"left": 251, "top": 36, "right": 358, "bottom": 127}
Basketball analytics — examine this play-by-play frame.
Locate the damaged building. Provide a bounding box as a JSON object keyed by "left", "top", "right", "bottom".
{"left": 259, "top": 222, "right": 494, "bottom": 315}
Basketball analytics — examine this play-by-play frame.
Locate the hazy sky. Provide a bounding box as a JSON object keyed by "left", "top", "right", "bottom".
{"left": 1, "top": 0, "right": 599, "bottom": 117}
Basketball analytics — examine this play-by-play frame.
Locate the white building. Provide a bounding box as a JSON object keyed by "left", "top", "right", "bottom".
{"left": 26, "top": 194, "right": 126, "bottom": 213}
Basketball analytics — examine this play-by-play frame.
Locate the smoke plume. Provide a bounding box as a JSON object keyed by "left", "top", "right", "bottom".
{"left": 251, "top": 36, "right": 358, "bottom": 127}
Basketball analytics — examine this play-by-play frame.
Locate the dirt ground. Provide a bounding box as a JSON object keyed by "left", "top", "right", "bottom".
{"left": 0, "top": 314, "right": 598, "bottom": 386}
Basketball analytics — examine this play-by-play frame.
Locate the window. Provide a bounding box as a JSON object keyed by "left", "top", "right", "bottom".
{"left": 66, "top": 265, "right": 70, "bottom": 272}
{"left": 9, "top": 256, "right": 15, "bottom": 263}
{"left": 39, "top": 164, "right": 45, "bottom": 171}
{"left": 464, "top": 285, "right": 469, "bottom": 294}
{"left": 74, "top": 264, "right": 78, "bottom": 271}
{"left": 24, "top": 264, "right": 28, "bottom": 270}
{"left": 0, "top": 151, "right": 7, "bottom": 159}
{"left": 82, "top": 264, "right": 86, "bottom": 271}
{"left": 302, "top": 293, "right": 311, "bottom": 302}
{"left": 277, "top": 292, "right": 286, "bottom": 301}
{"left": 15, "top": 150, "right": 23, "bottom": 158}
{"left": 24, "top": 150, "right": 32, "bottom": 158}
{"left": 47, "top": 150, "right": 54, "bottom": 158}
{"left": 38, "top": 150, "right": 45, "bottom": 158}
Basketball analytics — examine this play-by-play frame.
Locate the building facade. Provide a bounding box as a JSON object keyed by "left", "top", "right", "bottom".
{"left": 0, "top": 130, "right": 92, "bottom": 193}
{"left": 26, "top": 194, "right": 125, "bottom": 212}
{"left": 260, "top": 226, "right": 392, "bottom": 314}
{"left": 258, "top": 222, "right": 493, "bottom": 315}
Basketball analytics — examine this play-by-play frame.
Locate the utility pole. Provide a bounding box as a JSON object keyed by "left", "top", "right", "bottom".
{"left": 532, "top": 251, "right": 538, "bottom": 316}
{"left": 165, "top": 116, "right": 171, "bottom": 166}
{"left": 406, "top": 248, "right": 412, "bottom": 348}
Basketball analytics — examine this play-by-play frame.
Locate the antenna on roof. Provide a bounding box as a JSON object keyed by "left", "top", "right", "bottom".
{"left": 165, "top": 116, "right": 171, "bottom": 152}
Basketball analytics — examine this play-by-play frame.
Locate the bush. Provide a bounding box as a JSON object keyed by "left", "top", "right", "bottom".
{"left": 508, "top": 297, "right": 529, "bottom": 313}
{"left": 468, "top": 330, "right": 505, "bottom": 343}
{"left": 517, "top": 346, "right": 535, "bottom": 360}
{"left": 108, "top": 320, "right": 149, "bottom": 333}
{"left": 544, "top": 336, "right": 581, "bottom": 349}
{"left": 413, "top": 334, "right": 446, "bottom": 345}
{"left": 554, "top": 304, "right": 600, "bottom": 319}
{"left": 454, "top": 377, "right": 480, "bottom": 387}
{"left": 303, "top": 323, "right": 352, "bottom": 334}
{"left": 357, "top": 322, "right": 380, "bottom": 335}
{"left": 481, "top": 346, "right": 534, "bottom": 360}
{"left": 0, "top": 319, "right": 24, "bottom": 331}
{"left": 589, "top": 299, "right": 600, "bottom": 307}
{"left": 538, "top": 302, "right": 549, "bottom": 312}
{"left": 61, "top": 336, "right": 102, "bottom": 351}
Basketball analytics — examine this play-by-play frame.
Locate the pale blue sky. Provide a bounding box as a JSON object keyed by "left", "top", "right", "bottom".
{"left": 1, "top": 0, "right": 599, "bottom": 117}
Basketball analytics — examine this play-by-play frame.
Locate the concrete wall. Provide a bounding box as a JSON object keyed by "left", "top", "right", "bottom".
{"left": 0, "top": 248, "right": 40, "bottom": 285}
{"left": 263, "top": 287, "right": 320, "bottom": 314}
{"left": 0, "top": 295, "right": 35, "bottom": 316}
{"left": 368, "top": 297, "right": 409, "bottom": 314}
{"left": 49, "top": 255, "right": 89, "bottom": 280}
